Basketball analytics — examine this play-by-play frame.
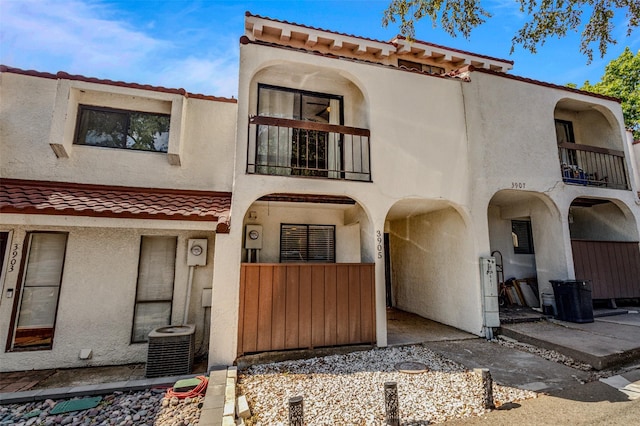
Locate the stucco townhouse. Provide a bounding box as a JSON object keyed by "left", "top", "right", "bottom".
{"left": 1, "top": 12, "right": 639, "bottom": 373}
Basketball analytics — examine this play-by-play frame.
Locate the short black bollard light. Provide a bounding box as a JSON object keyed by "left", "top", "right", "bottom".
{"left": 289, "top": 395, "right": 304, "bottom": 426}
{"left": 384, "top": 381, "right": 400, "bottom": 426}
{"left": 474, "top": 368, "right": 495, "bottom": 409}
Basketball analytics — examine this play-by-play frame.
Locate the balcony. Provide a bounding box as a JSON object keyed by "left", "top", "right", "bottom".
{"left": 247, "top": 116, "right": 371, "bottom": 181}
{"left": 558, "top": 143, "right": 630, "bottom": 190}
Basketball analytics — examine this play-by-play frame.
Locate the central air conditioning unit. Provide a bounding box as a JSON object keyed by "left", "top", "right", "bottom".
{"left": 145, "top": 324, "right": 195, "bottom": 378}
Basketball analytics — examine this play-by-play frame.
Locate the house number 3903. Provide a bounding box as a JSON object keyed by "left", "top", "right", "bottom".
{"left": 376, "top": 230, "right": 383, "bottom": 259}
{"left": 8, "top": 244, "right": 19, "bottom": 272}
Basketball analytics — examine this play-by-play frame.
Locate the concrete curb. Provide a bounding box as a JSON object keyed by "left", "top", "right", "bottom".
{"left": 0, "top": 373, "right": 199, "bottom": 405}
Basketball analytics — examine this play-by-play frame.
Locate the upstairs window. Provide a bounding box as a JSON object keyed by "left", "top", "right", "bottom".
{"left": 280, "top": 224, "right": 335, "bottom": 263}
{"left": 75, "top": 105, "right": 170, "bottom": 152}
{"left": 256, "top": 85, "right": 343, "bottom": 177}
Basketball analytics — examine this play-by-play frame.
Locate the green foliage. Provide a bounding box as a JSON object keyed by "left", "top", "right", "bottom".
{"left": 382, "top": 0, "right": 639, "bottom": 62}
{"left": 580, "top": 47, "right": 640, "bottom": 139}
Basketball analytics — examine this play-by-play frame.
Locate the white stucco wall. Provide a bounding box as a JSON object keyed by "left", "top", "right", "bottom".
{"left": 240, "top": 202, "right": 360, "bottom": 263}
{"left": 569, "top": 201, "right": 640, "bottom": 241}
{"left": 0, "top": 72, "right": 237, "bottom": 191}
{"left": 389, "top": 207, "right": 482, "bottom": 334}
{"left": 487, "top": 205, "right": 537, "bottom": 280}
{"left": 0, "top": 220, "right": 216, "bottom": 372}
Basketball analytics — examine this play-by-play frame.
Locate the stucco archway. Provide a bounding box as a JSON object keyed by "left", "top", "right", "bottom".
{"left": 236, "top": 192, "right": 378, "bottom": 356}
{"left": 487, "top": 190, "right": 566, "bottom": 306}
{"left": 384, "top": 198, "right": 479, "bottom": 340}
{"left": 568, "top": 197, "right": 640, "bottom": 301}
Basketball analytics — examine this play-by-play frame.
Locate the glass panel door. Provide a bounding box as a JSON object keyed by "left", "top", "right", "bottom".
{"left": 11, "top": 232, "right": 68, "bottom": 350}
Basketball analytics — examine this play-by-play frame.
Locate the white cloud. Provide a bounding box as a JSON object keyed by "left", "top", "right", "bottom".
{"left": 0, "top": 0, "right": 240, "bottom": 96}
{"left": 1, "top": 0, "right": 165, "bottom": 76}
{"left": 154, "top": 54, "right": 239, "bottom": 98}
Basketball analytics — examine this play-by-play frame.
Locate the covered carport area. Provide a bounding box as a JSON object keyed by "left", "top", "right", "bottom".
{"left": 384, "top": 198, "right": 481, "bottom": 343}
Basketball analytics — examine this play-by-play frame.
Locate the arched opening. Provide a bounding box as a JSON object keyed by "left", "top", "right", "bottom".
{"left": 385, "top": 199, "right": 479, "bottom": 345}
{"left": 569, "top": 197, "right": 640, "bottom": 303}
{"left": 487, "top": 190, "right": 566, "bottom": 316}
{"left": 554, "top": 99, "right": 630, "bottom": 189}
{"left": 236, "top": 193, "right": 377, "bottom": 356}
{"left": 245, "top": 63, "right": 371, "bottom": 181}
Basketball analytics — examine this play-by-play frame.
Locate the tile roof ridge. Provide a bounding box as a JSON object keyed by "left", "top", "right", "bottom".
{"left": 471, "top": 67, "right": 621, "bottom": 103}
{"left": 245, "top": 11, "right": 394, "bottom": 46}
{"left": 393, "top": 35, "right": 514, "bottom": 65}
{"left": 0, "top": 65, "right": 236, "bottom": 103}
{"left": 0, "top": 178, "right": 232, "bottom": 197}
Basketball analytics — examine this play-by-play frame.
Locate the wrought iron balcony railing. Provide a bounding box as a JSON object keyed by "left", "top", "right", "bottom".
{"left": 247, "top": 116, "right": 371, "bottom": 181}
{"left": 558, "top": 143, "right": 630, "bottom": 190}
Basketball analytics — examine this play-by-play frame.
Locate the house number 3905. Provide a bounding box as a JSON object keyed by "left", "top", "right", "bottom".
{"left": 376, "top": 230, "right": 383, "bottom": 259}
{"left": 8, "top": 244, "right": 19, "bottom": 272}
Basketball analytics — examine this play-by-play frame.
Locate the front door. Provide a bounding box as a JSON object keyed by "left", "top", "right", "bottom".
{"left": 7, "top": 232, "right": 68, "bottom": 350}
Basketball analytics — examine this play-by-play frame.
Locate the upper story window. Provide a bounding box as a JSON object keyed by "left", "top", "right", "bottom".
{"left": 256, "top": 85, "right": 344, "bottom": 177}
{"left": 398, "top": 59, "right": 445, "bottom": 75}
{"left": 258, "top": 84, "right": 343, "bottom": 124}
{"left": 74, "top": 105, "right": 170, "bottom": 153}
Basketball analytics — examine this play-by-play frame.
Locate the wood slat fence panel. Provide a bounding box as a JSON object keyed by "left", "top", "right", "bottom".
{"left": 571, "top": 240, "right": 640, "bottom": 299}
{"left": 238, "top": 263, "right": 376, "bottom": 356}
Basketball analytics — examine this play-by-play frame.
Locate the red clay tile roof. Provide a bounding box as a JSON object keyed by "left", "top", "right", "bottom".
{"left": 0, "top": 65, "right": 237, "bottom": 104}
{"left": 0, "top": 179, "right": 232, "bottom": 232}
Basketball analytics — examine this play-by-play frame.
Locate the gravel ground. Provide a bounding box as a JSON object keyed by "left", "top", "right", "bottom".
{"left": 238, "top": 345, "right": 538, "bottom": 425}
{"left": 0, "top": 390, "right": 203, "bottom": 426}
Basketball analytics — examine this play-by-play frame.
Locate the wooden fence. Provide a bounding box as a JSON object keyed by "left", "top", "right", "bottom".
{"left": 237, "top": 263, "right": 376, "bottom": 355}
{"left": 571, "top": 240, "right": 640, "bottom": 299}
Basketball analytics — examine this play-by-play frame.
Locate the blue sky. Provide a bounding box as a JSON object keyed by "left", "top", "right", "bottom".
{"left": 1, "top": 0, "right": 638, "bottom": 98}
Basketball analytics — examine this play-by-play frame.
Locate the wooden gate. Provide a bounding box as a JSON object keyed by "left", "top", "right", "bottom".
{"left": 237, "top": 263, "right": 375, "bottom": 355}
{"left": 571, "top": 240, "right": 640, "bottom": 299}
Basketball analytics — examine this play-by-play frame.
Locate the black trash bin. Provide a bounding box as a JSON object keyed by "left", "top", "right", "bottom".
{"left": 550, "top": 280, "right": 594, "bottom": 323}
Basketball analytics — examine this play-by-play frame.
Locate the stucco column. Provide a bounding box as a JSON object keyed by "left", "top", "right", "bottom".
{"left": 373, "top": 218, "right": 388, "bottom": 348}
{"left": 208, "top": 227, "right": 243, "bottom": 368}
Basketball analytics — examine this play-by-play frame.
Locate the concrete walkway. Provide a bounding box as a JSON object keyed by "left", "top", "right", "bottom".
{"left": 500, "top": 310, "right": 640, "bottom": 370}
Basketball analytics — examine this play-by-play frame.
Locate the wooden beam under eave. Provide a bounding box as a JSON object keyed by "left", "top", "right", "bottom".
{"left": 280, "top": 28, "right": 291, "bottom": 41}
{"left": 330, "top": 39, "right": 343, "bottom": 50}
{"left": 252, "top": 23, "right": 263, "bottom": 37}
{"left": 375, "top": 47, "right": 393, "bottom": 58}
{"left": 353, "top": 44, "right": 367, "bottom": 55}
{"left": 306, "top": 34, "right": 318, "bottom": 47}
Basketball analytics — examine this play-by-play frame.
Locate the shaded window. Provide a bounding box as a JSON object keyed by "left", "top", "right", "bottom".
{"left": 256, "top": 84, "right": 344, "bottom": 177}
{"left": 75, "top": 105, "right": 170, "bottom": 152}
{"left": 554, "top": 119, "right": 575, "bottom": 144}
{"left": 9, "top": 232, "right": 68, "bottom": 350}
{"left": 131, "top": 236, "right": 176, "bottom": 343}
{"left": 512, "top": 220, "right": 534, "bottom": 254}
{"left": 280, "top": 224, "right": 335, "bottom": 263}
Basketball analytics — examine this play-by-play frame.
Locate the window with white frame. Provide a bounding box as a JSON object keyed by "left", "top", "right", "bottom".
{"left": 75, "top": 105, "right": 170, "bottom": 152}
{"left": 131, "top": 236, "right": 177, "bottom": 343}
{"left": 280, "top": 224, "right": 335, "bottom": 263}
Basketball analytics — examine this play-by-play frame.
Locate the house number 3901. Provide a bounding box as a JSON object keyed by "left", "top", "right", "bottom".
{"left": 512, "top": 182, "right": 526, "bottom": 189}
{"left": 8, "top": 244, "right": 19, "bottom": 272}
{"left": 376, "top": 230, "right": 383, "bottom": 259}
